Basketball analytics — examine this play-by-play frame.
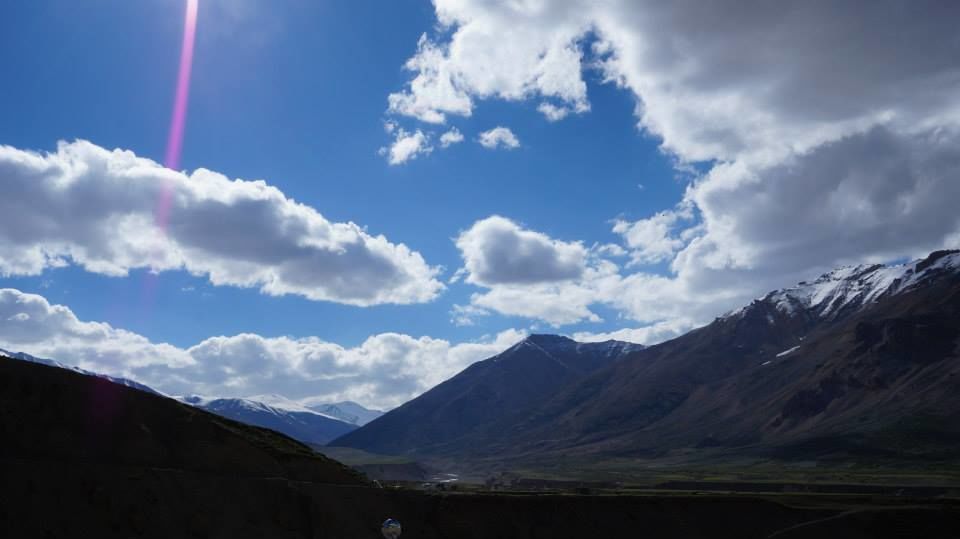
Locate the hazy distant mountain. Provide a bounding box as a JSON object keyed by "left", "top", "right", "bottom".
{"left": 308, "top": 401, "right": 383, "bottom": 426}
{"left": 178, "top": 394, "right": 357, "bottom": 446}
{"left": 331, "top": 335, "right": 643, "bottom": 456}
{"left": 334, "top": 250, "right": 960, "bottom": 467}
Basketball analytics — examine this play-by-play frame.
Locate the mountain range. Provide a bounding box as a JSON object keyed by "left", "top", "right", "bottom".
{"left": 175, "top": 394, "right": 358, "bottom": 446}
{"left": 4, "top": 250, "right": 959, "bottom": 473}
{"left": 175, "top": 393, "right": 382, "bottom": 445}
{"left": 333, "top": 250, "right": 960, "bottom": 469}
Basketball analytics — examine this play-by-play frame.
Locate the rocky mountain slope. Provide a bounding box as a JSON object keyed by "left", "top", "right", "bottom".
{"left": 337, "top": 250, "right": 960, "bottom": 467}
{"left": 503, "top": 250, "right": 960, "bottom": 464}
{"left": 331, "top": 335, "right": 642, "bottom": 456}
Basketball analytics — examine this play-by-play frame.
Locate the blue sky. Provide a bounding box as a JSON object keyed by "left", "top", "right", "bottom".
{"left": 1, "top": 0, "right": 679, "bottom": 348}
{"left": 1, "top": 1, "right": 958, "bottom": 408}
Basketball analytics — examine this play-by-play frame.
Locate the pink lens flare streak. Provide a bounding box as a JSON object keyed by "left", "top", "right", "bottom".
{"left": 143, "top": 0, "right": 197, "bottom": 316}
{"left": 156, "top": 0, "right": 198, "bottom": 231}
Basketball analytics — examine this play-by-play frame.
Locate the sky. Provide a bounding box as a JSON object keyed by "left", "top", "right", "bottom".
{"left": 1, "top": 0, "right": 959, "bottom": 409}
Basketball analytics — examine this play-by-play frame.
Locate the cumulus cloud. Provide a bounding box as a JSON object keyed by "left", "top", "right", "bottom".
{"left": 0, "top": 288, "right": 193, "bottom": 371}
{"left": 394, "top": 2, "right": 960, "bottom": 160}
{"left": 464, "top": 266, "right": 611, "bottom": 326}
{"left": 613, "top": 206, "right": 694, "bottom": 265}
{"left": 451, "top": 217, "right": 613, "bottom": 326}
{"left": 0, "top": 288, "right": 524, "bottom": 410}
{"left": 0, "top": 140, "right": 443, "bottom": 306}
{"left": 388, "top": 16, "right": 588, "bottom": 124}
{"left": 398, "top": 1, "right": 960, "bottom": 334}
{"left": 537, "top": 101, "right": 588, "bottom": 122}
{"left": 455, "top": 216, "right": 586, "bottom": 286}
{"left": 478, "top": 127, "right": 520, "bottom": 150}
{"left": 453, "top": 222, "right": 702, "bottom": 328}
{"left": 439, "top": 127, "right": 465, "bottom": 148}
{"left": 380, "top": 127, "right": 433, "bottom": 165}
{"left": 387, "top": 34, "right": 474, "bottom": 124}
{"left": 573, "top": 318, "right": 694, "bottom": 346}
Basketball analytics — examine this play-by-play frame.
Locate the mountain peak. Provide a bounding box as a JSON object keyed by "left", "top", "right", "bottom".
{"left": 727, "top": 249, "right": 960, "bottom": 322}
{"left": 522, "top": 334, "right": 576, "bottom": 346}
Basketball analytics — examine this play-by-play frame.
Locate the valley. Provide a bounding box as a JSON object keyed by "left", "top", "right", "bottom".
{"left": 2, "top": 251, "right": 959, "bottom": 537}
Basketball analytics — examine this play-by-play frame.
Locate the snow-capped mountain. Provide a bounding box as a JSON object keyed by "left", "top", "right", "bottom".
{"left": 0, "top": 348, "right": 163, "bottom": 396}
{"left": 308, "top": 401, "right": 384, "bottom": 426}
{"left": 730, "top": 249, "right": 960, "bottom": 322}
{"left": 336, "top": 250, "right": 960, "bottom": 464}
{"left": 177, "top": 394, "right": 357, "bottom": 446}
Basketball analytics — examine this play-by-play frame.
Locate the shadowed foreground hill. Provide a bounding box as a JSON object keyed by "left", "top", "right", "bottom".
{"left": 0, "top": 354, "right": 364, "bottom": 484}
{"left": 1, "top": 353, "right": 959, "bottom": 537}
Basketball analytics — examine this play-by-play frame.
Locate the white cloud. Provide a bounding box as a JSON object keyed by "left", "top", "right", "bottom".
{"left": 0, "top": 288, "right": 525, "bottom": 410}
{"left": 613, "top": 205, "right": 694, "bottom": 265}
{"left": 573, "top": 318, "right": 695, "bottom": 346}
{"left": 388, "top": 13, "right": 589, "bottom": 124}
{"left": 467, "top": 274, "right": 607, "bottom": 326}
{"left": 395, "top": 2, "right": 960, "bottom": 161}
{"left": 0, "top": 140, "right": 443, "bottom": 306}
{"left": 537, "top": 101, "right": 588, "bottom": 122}
{"left": 0, "top": 288, "right": 193, "bottom": 371}
{"left": 387, "top": 34, "right": 474, "bottom": 124}
{"left": 456, "top": 216, "right": 586, "bottom": 286}
{"left": 439, "top": 127, "right": 465, "bottom": 148}
{"left": 394, "top": 1, "right": 960, "bottom": 334}
{"left": 453, "top": 217, "right": 619, "bottom": 326}
{"left": 449, "top": 303, "right": 489, "bottom": 326}
{"left": 478, "top": 127, "right": 520, "bottom": 150}
{"left": 381, "top": 128, "right": 433, "bottom": 165}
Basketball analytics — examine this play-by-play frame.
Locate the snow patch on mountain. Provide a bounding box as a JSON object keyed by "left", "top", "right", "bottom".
{"left": 726, "top": 250, "right": 960, "bottom": 321}
{"left": 177, "top": 394, "right": 382, "bottom": 426}
{"left": 309, "top": 401, "right": 384, "bottom": 426}
{"left": 776, "top": 346, "right": 801, "bottom": 358}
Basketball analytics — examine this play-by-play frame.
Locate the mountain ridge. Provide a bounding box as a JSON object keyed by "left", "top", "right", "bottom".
{"left": 335, "top": 250, "right": 960, "bottom": 470}
{"left": 177, "top": 394, "right": 358, "bottom": 445}
{"left": 331, "top": 336, "right": 643, "bottom": 455}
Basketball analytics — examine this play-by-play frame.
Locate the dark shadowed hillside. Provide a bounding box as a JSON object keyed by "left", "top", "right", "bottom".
{"left": 0, "top": 355, "right": 365, "bottom": 484}
{"left": 331, "top": 335, "right": 641, "bottom": 456}
{"left": 1, "top": 306, "right": 959, "bottom": 538}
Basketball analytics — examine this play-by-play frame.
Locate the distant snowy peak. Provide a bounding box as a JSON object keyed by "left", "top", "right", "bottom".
{"left": 247, "top": 393, "right": 336, "bottom": 417}
{"left": 731, "top": 249, "right": 960, "bottom": 321}
{"left": 177, "top": 394, "right": 381, "bottom": 425}
{"left": 177, "top": 394, "right": 357, "bottom": 446}
{"left": 178, "top": 394, "right": 336, "bottom": 420}
{"left": 308, "top": 401, "right": 384, "bottom": 426}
